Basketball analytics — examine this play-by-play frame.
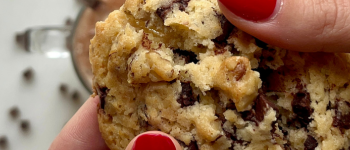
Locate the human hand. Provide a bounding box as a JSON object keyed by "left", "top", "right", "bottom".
{"left": 218, "top": 0, "right": 350, "bottom": 52}
{"left": 49, "top": 96, "right": 182, "bottom": 150}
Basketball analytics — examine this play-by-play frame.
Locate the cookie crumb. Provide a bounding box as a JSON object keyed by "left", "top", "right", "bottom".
{"left": 20, "top": 120, "right": 30, "bottom": 131}
{"left": 9, "top": 106, "right": 20, "bottom": 119}
{"left": 71, "top": 90, "right": 81, "bottom": 101}
{"left": 23, "top": 68, "right": 33, "bottom": 80}
{"left": 0, "top": 136, "right": 7, "bottom": 148}
{"left": 59, "top": 84, "right": 68, "bottom": 94}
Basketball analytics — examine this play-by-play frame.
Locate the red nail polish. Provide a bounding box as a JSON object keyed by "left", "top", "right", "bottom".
{"left": 219, "top": 0, "right": 277, "bottom": 21}
{"left": 132, "top": 134, "right": 176, "bottom": 150}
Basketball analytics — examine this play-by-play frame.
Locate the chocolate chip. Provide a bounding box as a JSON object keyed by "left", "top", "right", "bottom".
{"left": 231, "top": 62, "right": 246, "bottom": 81}
{"left": 20, "top": 120, "right": 30, "bottom": 131}
{"left": 71, "top": 90, "right": 81, "bottom": 101}
{"left": 226, "top": 102, "right": 236, "bottom": 110}
{"left": 176, "top": 0, "right": 190, "bottom": 11}
{"left": 173, "top": 49, "right": 198, "bottom": 64}
{"left": 292, "top": 92, "right": 313, "bottom": 127}
{"left": 332, "top": 102, "right": 350, "bottom": 130}
{"left": 187, "top": 141, "right": 199, "bottom": 150}
{"left": 304, "top": 135, "right": 318, "bottom": 150}
{"left": 344, "top": 83, "right": 349, "bottom": 88}
{"left": 23, "top": 68, "right": 33, "bottom": 80}
{"left": 177, "top": 82, "right": 197, "bottom": 107}
{"left": 214, "top": 15, "right": 234, "bottom": 42}
{"left": 241, "top": 91, "right": 278, "bottom": 124}
{"left": 254, "top": 38, "right": 268, "bottom": 49}
{"left": 96, "top": 87, "right": 109, "bottom": 109}
{"left": 156, "top": 5, "right": 172, "bottom": 20}
{"left": 0, "top": 136, "right": 7, "bottom": 148}
{"left": 214, "top": 42, "right": 228, "bottom": 55}
{"left": 59, "top": 84, "right": 68, "bottom": 94}
{"left": 156, "top": 0, "right": 190, "bottom": 20}
{"left": 9, "top": 106, "right": 20, "bottom": 119}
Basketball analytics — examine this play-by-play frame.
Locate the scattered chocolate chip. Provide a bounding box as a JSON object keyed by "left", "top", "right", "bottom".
{"left": 241, "top": 90, "right": 278, "bottom": 124}
{"left": 173, "top": 49, "right": 198, "bottom": 64}
{"left": 344, "top": 83, "right": 349, "bottom": 88}
{"left": 156, "top": 0, "right": 190, "bottom": 20}
{"left": 291, "top": 91, "right": 313, "bottom": 127}
{"left": 214, "top": 14, "right": 234, "bottom": 42}
{"left": 96, "top": 87, "right": 109, "bottom": 109}
{"left": 332, "top": 102, "right": 350, "bottom": 130}
{"left": 59, "top": 84, "right": 68, "bottom": 94}
{"left": 177, "top": 82, "right": 197, "bottom": 107}
{"left": 23, "top": 68, "right": 33, "bottom": 80}
{"left": 267, "top": 56, "right": 274, "bottom": 61}
{"left": 254, "top": 38, "right": 268, "bottom": 49}
{"left": 304, "top": 135, "right": 318, "bottom": 150}
{"left": 187, "top": 141, "right": 199, "bottom": 150}
{"left": 20, "top": 120, "right": 30, "bottom": 131}
{"left": 0, "top": 136, "right": 7, "bottom": 148}
{"left": 226, "top": 102, "right": 236, "bottom": 110}
{"left": 214, "top": 42, "right": 228, "bottom": 55}
{"left": 9, "top": 106, "right": 20, "bottom": 119}
{"left": 156, "top": 5, "right": 172, "bottom": 20}
{"left": 71, "top": 90, "right": 81, "bottom": 101}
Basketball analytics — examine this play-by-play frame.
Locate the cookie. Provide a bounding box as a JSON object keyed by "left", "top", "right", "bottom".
{"left": 89, "top": 0, "right": 350, "bottom": 149}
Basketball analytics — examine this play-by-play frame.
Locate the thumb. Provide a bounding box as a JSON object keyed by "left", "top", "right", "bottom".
{"left": 218, "top": 0, "right": 350, "bottom": 52}
{"left": 125, "top": 131, "right": 182, "bottom": 150}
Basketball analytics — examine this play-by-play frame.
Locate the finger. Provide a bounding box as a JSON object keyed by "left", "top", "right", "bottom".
{"left": 218, "top": 0, "right": 350, "bottom": 52}
{"left": 125, "top": 131, "right": 182, "bottom": 150}
{"left": 49, "top": 96, "right": 109, "bottom": 150}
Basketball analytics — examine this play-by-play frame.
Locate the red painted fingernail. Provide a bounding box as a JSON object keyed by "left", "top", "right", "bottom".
{"left": 219, "top": 0, "right": 278, "bottom": 21}
{"left": 132, "top": 134, "right": 176, "bottom": 150}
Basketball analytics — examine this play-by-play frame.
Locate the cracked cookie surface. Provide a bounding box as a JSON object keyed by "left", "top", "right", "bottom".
{"left": 89, "top": 0, "right": 350, "bottom": 149}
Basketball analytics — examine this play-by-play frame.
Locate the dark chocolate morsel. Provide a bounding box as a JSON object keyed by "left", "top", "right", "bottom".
{"left": 187, "top": 141, "right": 199, "bottom": 150}
{"left": 254, "top": 38, "right": 268, "bottom": 49}
{"left": 176, "top": 0, "right": 190, "bottom": 11}
{"left": 332, "top": 102, "right": 350, "bottom": 130}
{"left": 304, "top": 135, "right": 318, "bottom": 150}
{"left": 241, "top": 90, "right": 278, "bottom": 123}
{"left": 292, "top": 92, "right": 313, "bottom": 126}
{"left": 156, "top": 0, "right": 191, "bottom": 20}
{"left": 156, "top": 6, "right": 172, "bottom": 21}
{"left": 214, "top": 15, "right": 234, "bottom": 42}
{"left": 96, "top": 87, "right": 109, "bottom": 109}
{"left": 177, "top": 82, "right": 197, "bottom": 107}
{"left": 173, "top": 49, "right": 198, "bottom": 64}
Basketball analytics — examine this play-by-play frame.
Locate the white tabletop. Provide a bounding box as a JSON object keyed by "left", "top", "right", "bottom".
{"left": 0, "top": 0, "right": 91, "bottom": 149}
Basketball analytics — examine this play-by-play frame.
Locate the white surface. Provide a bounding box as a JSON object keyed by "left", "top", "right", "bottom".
{"left": 0, "top": 0, "right": 91, "bottom": 150}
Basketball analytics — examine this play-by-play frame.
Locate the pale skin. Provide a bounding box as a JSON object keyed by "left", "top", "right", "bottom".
{"left": 50, "top": 0, "right": 350, "bottom": 149}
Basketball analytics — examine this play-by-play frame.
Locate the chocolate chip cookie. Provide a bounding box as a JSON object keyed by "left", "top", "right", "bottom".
{"left": 89, "top": 0, "right": 350, "bottom": 149}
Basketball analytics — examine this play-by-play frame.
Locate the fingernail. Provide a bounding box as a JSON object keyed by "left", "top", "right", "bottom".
{"left": 219, "top": 0, "right": 279, "bottom": 21}
{"left": 132, "top": 133, "right": 176, "bottom": 150}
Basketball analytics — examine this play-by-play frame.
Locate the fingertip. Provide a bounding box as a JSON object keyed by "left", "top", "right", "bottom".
{"left": 126, "top": 131, "right": 182, "bottom": 150}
